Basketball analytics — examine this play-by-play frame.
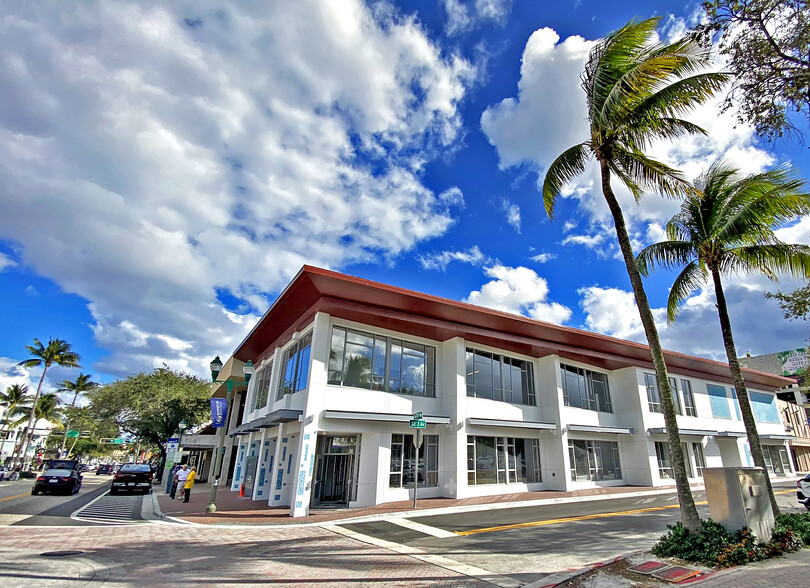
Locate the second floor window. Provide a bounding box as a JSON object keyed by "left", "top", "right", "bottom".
{"left": 328, "top": 327, "right": 436, "bottom": 397}
{"left": 645, "top": 373, "right": 662, "bottom": 413}
{"left": 466, "top": 349, "right": 535, "bottom": 405}
{"left": 561, "top": 364, "right": 612, "bottom": 413}
{"left": 253, "top": 360, "right": 272, "bottom": 410}
{"left": 279, "top": 333, "right": 312, "bottom": 399}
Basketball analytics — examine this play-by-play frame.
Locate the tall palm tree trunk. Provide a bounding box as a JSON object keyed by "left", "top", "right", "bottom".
{"left": 58, "top": 391, "right": 80, "bottom": 458}
{"left": 15, "top": 368, "right": 47, "bottom": 470}
{"left": 710, "top": 268, "right": 780, "bottom": 515}
{"left": 600, "top": 159, "right": 702, "bottom": 532}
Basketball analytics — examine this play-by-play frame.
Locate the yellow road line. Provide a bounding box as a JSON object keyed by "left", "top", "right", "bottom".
{"left": 0, "top": 492, "right": 32, "bottom": 503}
{"left": 455, "top": 489, "right": 798, "bottom": 537}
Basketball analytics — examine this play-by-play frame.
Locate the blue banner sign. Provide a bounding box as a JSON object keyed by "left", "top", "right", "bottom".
{"left": 211, "top": 397, "right": 229, "bottom": 428}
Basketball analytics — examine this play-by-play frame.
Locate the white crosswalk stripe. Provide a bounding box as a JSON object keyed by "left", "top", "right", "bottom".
{"left": 71, "top": 491, "right": 149, "bottom": 525}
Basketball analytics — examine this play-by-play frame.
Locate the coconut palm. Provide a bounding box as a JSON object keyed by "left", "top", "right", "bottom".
{"left": 9, "top": 393, "right": 63, "bottom": 467}
{"left": 14, "top": 338, "right": 80, "bottom": 469}
{"left": 636, "top": 161, "right": 810, "bottom": 515}
{"left": 57, "top": 373, "right": 99, "bottom": 457}
{"left": 0, "top": 384, "right": 30, "bottom": 437}
{"left": 542, "top": 17, "right": 728, "bottom": 532}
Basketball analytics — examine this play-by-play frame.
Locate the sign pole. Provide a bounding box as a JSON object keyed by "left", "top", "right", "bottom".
{"left": 413, "top": 427, "right": 420, "bottom": 509}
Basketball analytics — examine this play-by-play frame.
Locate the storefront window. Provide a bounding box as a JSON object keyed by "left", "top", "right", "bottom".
{"left": 389, "top": 434, "right": 438, "bottom": 488}
{"left": 466, "top": 436, "right": 541, "bottom": 485}
{"left": 568, "top": 440, "right": 622, "bottom": 482}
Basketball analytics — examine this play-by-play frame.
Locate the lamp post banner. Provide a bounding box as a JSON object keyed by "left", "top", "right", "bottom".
{"left": 211, "top": 398, "right": 229, "bottom": 428}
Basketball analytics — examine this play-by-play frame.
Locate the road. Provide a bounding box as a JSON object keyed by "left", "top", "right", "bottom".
{"left": 332, "top": 481, "right": 806, "bottom": 586}
{"left": 0, "top": 474, "right": 148, "bottom": 526}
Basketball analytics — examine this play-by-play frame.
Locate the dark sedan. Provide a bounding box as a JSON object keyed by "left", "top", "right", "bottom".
{"left": 110, "top": 463, "right": 153, "bottom": 495}
{"left": 31, "top": 468, "right": 82, "bottom": 495}
{"left": 96, "top": 464, "right": 116, "bottom": 475}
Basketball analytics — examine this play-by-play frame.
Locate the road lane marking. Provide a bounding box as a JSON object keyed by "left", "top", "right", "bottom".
{"left": 456, "top": 488, "right": 799, "bottom": 536}
{"left": 389, "top": 517, "right": 458, "bottom": 538}
{"left": 0, "top": 492, "right": 32, "bottom": 503}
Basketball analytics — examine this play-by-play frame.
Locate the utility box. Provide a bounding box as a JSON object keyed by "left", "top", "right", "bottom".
{"left": 704, "top": 467, "right": 774, "bottom": 542}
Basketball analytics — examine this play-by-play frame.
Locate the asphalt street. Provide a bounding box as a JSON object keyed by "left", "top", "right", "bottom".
{"left": 0, "top": 475, "right": 129, "bottom": 526}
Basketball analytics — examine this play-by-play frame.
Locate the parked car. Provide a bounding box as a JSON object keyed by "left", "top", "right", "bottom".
{"left": 96, "top": 464, "right": 116, "bottom": 475}
{"left": 31, "top": 468, "right": 82, "bottom": 495}
{"left": 0, "top": 465, "right": 10, "bottom": 481}
{"left": 110, "top": 463, "right": 153, "bottom": 495}
{"left": 797, "top": 473, "right": 810, "bottom": 510}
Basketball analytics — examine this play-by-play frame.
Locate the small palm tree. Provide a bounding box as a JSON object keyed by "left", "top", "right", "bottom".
{"left": 10, "top": 393, "right": 63, "bottom": 468}
{"left": 0, "top": 384, "right": 30, "bottom": 437}
{"left": 542, "top": 17, "right": 727, "bottom": 532}
{"left": 14, "top": 338, "right": 80, "bottom": 469}
{"left": 57, "top": 373, "right": 99, "bottom": 457}
{"left": 637, "top": 161, "right": 810, "bottom": 515}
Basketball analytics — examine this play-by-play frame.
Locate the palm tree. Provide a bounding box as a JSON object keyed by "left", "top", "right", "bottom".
{"left": 636, "top": 161, "right": 810, "bottom": 515}
{"left": 0, "top": 384, "right": 30, "bottom": 436}
{"left": 14, "top": 338, "right": 80, "bottom": 469}
{"left": 57, "top": 373, "right": 99, "bottom": 457}
{"left": 542, "top": 17, "right": 728, "bottom": 532}
{"left": 9, "top": 393, "right": 63, "bottom": 468}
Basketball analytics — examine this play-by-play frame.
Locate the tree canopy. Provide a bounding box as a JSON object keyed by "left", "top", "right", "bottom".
{"left": 696, "top": 0, "right": 810, "bottom": 140}
{"left": 87, "top": 366, "right": 211, "bottom": 458}
{"left": 766, "top": 283, "right": 810, "bottom": 320}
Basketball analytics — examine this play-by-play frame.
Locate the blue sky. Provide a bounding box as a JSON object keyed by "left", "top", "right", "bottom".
{"left": 1, "top": 1, "right": 808, "bottom": 400}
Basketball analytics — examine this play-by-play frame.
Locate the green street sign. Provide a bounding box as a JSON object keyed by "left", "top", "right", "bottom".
{"left": 412, "top": 411, "right": 423, "bottom": 419}
{"left": 66, "top": 430, "right": 80, "bottom": 438}
{"left": 113, "top": 438, "right": 125, "bottom": 444}
{"left": 409, "top": 419, "right": 426, "bottom": 429}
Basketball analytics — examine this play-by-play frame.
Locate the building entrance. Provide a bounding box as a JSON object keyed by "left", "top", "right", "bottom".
{"left": 311, "top": 435, "right": 359, "bottom": 507}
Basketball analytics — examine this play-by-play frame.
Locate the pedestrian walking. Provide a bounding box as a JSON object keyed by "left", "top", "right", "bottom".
{"left": 167, "top": 463, "right": 180, "bottom": 498}
{"left": 182, "top": 466, "right": 196, "bottom": 503}
{"left": 174, "top": 464, "right": 190, "bottom": 500}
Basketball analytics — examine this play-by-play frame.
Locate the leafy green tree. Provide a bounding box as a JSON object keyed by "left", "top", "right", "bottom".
{"left": 765, "top": 283, "right": 810, "bottom": 320}
{"left": 57, "top": 373, "right": 99, "bottom": 457}
{"left": 696, "top": 0, "right": 810, "bottom": 140}
{"left": 637, "top": 161, "right": 810, "bottom": 515}
{"left": 87, "top": 367, "right": 211, "bottom": 468}
{"left": 14, "top": 338, "right": 80, "bottom": 469}
{"left": 58, "top": 406, "right": 118, "bottom": 459}
{"left": 542, "top": 17, "right": 727, "bottom": 532}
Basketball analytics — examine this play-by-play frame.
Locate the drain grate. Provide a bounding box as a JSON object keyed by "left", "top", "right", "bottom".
{"left": 40, "top": 550, "right": 85, "bottom": 557}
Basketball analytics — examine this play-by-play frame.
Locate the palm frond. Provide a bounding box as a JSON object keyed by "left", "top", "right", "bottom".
{"left": 636, "top": 240, "right": 695, "bottom": 275}
{"left": 723, "top": 244, "right": 810, "bottom": 281}
{"left": 666, "top": 261, "right": 708, "bottom": 323}
{"left": 612, "top": 148, "right": 691, "bottom": 200}
{"left": 541, "top": 143, "right": 590, "bottom": 219}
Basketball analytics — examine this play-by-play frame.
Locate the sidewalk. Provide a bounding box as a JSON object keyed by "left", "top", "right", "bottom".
{"left": 692, "top": 548, "right": 810, "bottom": 587}
{"left": 155, "top": 481, "right": 676, "bottom": 525}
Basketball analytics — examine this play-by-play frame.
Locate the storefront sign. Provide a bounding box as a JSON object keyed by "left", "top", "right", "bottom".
{"left": 778, "top": 348, "right": 808, "bottom": 376}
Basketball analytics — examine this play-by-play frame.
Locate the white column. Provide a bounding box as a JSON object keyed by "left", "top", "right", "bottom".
{"left": 268, "top": 423, "right": 286, "bottom": 506}
{"left": 251, "top": 428, "right": 268, "bottom": 501}
{"left": 290, "top": 312, "right": 330, "bottom": 517}
{"left": 440, "top": 338, "right": 466, "bottom": 498}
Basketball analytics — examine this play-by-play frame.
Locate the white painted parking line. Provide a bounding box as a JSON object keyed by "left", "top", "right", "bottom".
{"left": 388, "top": 517, "right": 458, "bottom": 538}
{"left": 71, "top": 491, "right": 149, "bottom": 525}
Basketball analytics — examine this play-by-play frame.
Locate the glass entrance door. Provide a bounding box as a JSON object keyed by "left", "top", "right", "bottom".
{"left": 311, "top": 436, "right": 359, "bottom": 507}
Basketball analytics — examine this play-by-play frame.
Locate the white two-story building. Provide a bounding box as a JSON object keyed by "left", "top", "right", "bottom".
{"left": 213, "top": 266, "right": 795, "bottom": 517}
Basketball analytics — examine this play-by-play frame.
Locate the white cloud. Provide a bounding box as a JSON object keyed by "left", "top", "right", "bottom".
{"left": 465, "top": 264, "right": 572, "bottom": 324}
{"left": 0, "top": 2, "right": 475, "bottom": 377}
{"left": 443, "top": 0, "right": 512, "bottom": 36}
{"left": 418, "top": 246, "right": 487, "bottom": 271}
{"left": 561, "top": 233, "right": 604, "bottom": 248}
{"left": 776, "top": 217, "right": 810, "bottom": 245}
{"left": 24, "top": 286, "right": 40, "bottom": 297}
{"left": 530, "top": 252, "right": 555, "bottom": 263}
{"left": 500, "top": 198, "right": 521, "bottom": 233}
{"left": 579, "top": 286, "right": 650, "bottom": 341}
{"left": 0, "top": 252, "right": 16, "bottom": 272}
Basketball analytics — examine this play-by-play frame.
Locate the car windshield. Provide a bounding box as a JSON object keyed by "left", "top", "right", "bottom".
{"left": 43, "top": 469, "right": 72, "bottom": 476}
{"left": 118, "top": 464, "right": 151, "bottom": 473}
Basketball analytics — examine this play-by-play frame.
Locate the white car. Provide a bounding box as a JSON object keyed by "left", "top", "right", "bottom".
{"left": 797, "top": 473, "right": 810, "bottom": 510}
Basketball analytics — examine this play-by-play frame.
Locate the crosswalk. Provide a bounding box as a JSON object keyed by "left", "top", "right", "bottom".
{"left": 71, "top": 491, "right": 147, "bottom": 525}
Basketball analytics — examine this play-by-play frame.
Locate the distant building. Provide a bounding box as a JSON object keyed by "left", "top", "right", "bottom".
{"left": 213, "top": 267, "right": 797, "bottom": 517}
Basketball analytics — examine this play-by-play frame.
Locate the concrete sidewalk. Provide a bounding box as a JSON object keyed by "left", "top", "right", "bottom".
{"left": 691, "top": 548, "right": 810, "bottom": 587}
{"left": 155, "top": 481, "right": 681, "bottom": 525}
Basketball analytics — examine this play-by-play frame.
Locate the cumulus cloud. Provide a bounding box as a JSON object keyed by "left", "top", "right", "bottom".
{"left": 0, "top": 2, "right": 475, "bottom": 377}
{"left": 530, "top": 252, "right": 555, "bottom": 263}
{"left": 465, "top": 264, "right": 572, "bottom": 324}
{"left": 443, "top": 0, "right": 512, "bottom": 36}
{"left": 499, "top": 198, "right": 521, "bottom": 233}
{"left": 418, "top": 246, "right": 487, "bottom": 271}
{"left": 0, "top": 252, "right": 16, "bottom": 272}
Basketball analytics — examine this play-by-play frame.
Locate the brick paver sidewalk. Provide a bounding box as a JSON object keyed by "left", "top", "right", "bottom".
{"left": 0, "top": 524, "right": 495, "bottom": 587}
{"left": 689, "top": 548, "right": 810, "bottom": 587}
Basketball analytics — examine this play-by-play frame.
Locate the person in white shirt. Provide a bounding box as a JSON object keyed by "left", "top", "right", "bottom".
{"left": 174, "top": 464, "right": 190, "bottom": 500}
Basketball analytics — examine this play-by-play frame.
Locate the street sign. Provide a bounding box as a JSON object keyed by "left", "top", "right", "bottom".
{"left": 412, "top": 411, "right": 423, "bottom": 419}
{"left": 66, "top": 430, "right": 80, "bottom": 438}
{"left": 101, "top": 438, "right": 127, "bottom": 444}
{"left": 409, "top": 419, "right": 426, "bottom": 429}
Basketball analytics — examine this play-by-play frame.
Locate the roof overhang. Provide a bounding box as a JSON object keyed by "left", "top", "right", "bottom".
{"left": 232, "top": 266, "right": 794, "bottom": 391}
{"left": 263, "top": 409, "right": 303, "bottom": 426}
{"left": 323, "top": 410, "right": 450, "bottom": 425}
{"left": 647, "top": 428, "right": 718, "bottom": 437}
{"left": 759, "top": 434, "right": 795, "bottom": 441}
{"left": 211, "top": 357, "right": 249, "bottom": 399}
{"left": 567, "top": 424, "right": 634, "bottom": 435}
{"left": 716, "top": 431, "right": 747, "bottom": 438}
{"left": 467, "top": 418, "right": 557, "bottom": 431}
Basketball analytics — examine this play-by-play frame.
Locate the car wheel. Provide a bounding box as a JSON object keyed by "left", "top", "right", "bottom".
{"left": 31, "top": 489, "right": 38, "bottom": 495}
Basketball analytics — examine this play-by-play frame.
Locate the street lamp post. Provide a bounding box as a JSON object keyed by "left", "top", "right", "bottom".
{"left": 177, "top": 420, "right": 187, "bottom": 462}
{"left": 205, "top": 356, "right": 253, "bottom": 514}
